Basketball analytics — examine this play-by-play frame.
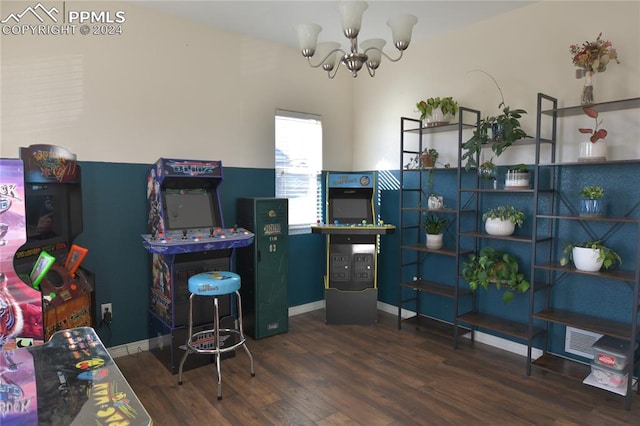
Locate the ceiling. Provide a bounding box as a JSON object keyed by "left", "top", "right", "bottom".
{"left": 136, "top": 1, "right": 534, "bottom": 50}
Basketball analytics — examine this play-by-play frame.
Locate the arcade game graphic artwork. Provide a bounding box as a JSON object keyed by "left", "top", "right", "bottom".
{"left": 0, "top": 159, "right": 34, "bottom": 348}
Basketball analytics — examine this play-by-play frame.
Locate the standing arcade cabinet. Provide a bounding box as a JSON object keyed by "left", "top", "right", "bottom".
{"left": 11, "top": 145, "right": 94, "bottom": 344}
{"left": 142, "top": 158, "right": 254, "bottom": 374}
{"left": 311, "top": 172, "right": 395, "bottom": 325}
{"left": 0, "top": 158, "right": 33, "bottom": 350}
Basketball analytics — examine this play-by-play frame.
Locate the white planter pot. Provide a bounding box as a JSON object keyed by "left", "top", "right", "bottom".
{"left": 578, "top": 141, "right": 607, "bottom": 162}
{"left": 428, "top": 195, "right": 443, "bottom": 210}
{"left": 572, "top": 246, "right": 604, "bottom": 272}
{"left": 505, "top": 170, "right": 530, "bottom": 189}
{"left": 425, "top": 107, "right": 453, "bottom": 127}
{"left": 426, "top": 233, "right": 443, "bottom": 249}
{"left": 484, "top": 218, "right": 516, "bottom": 236}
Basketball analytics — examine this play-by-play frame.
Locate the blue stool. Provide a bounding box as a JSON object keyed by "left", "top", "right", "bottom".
{"left": 177, "top": 271, "right": 255, "bottom": 400}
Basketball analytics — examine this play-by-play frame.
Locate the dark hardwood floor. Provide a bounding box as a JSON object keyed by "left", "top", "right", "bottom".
{"left": 115, "top": 310, "right": 639, "bottom": 425}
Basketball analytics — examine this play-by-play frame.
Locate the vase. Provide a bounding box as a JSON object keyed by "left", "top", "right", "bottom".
{"left": 578, "top": 141, "right": 607, "bottom": 162}
{"left": 580, "top": 199, "right": 603, "bottom": 217}
{"left": 484, "top": 218, "right": 516, "bottom": 236}
{"left": 425, "top": 107, "right": 452, "bottom": 127}
{"left": 427, "top": 195, "right": 443, "bottom": 210}
{"left": 426, "top": 233, "right": 443, "bottom": 249}
{"left": 572, "top": 247, "right": 603, "bottom": 272}
{"left": 581, "top": 70, "right": 595, "bottom": 105}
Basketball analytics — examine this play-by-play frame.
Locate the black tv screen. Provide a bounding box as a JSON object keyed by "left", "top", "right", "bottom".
{"left": 330, "top": 198, "right": 372, "bottom": 224}
{"left": 163, "top": 189, "right": 217, "bottom": 230}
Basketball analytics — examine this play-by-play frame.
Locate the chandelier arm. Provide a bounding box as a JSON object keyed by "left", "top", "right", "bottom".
{"left": 327, "top": 61, "right": 342, "bottom": 79}
{"left": 306, "top": 48, "right": 346, "bottom": 68}
{"left": 368, "top": 47, "right": 404, "bottom": 63}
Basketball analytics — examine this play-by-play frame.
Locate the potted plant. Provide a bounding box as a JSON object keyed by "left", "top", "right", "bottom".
{"left": 578, "top": 107, "right": 608, "bottom": 162}
{"left": 482, "top": 205, "right": 525, "bottom": 236}
{"left": 560, "top": 240, "right": 621, "bottom": 272}
{"left": 578, "top": 185, "right": 604, "bottom": 217}
{"left": 479, "top": 158, "right": 496, "bottom": 181}
{"left": 461, "top": 246, "right": 530, "bottom": 304}
{"left": 416, "top": 97, "right": 459, "bottom": 127}
{"left": 461, "top": 71, "right": 529, "bottom": 170}
{"left": 423, "top": 214, "right": 447, "bottom": 249}
{"left": 420, "top": 148, "right": 439, "bottom": 168}
{"left": 505, "top": 163, "right": 530, "bottom": 189}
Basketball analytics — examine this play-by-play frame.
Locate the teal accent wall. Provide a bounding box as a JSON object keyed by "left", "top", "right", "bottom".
{"left": 73, "top": 162, "right": 324, "bottom": 346}
{"left": 67, "top": 162, "right": 638, "bottom": 356}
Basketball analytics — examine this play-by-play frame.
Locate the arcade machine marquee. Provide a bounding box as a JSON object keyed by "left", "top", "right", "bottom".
{"left": 142, "top": 158, "right": 254, "bottom": 373}
{"left": 311, "top": 172, "right": 394, "bottom": 325}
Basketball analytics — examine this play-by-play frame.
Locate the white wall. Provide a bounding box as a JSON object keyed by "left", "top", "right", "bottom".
{"left": 353, "top": 1, "right": 640, "bottom": 171}
{"left": 2, "top": 2, "right": 638, "bottom": 172}
{"left": 0, "top": 1, "right": 354, "bottom": 171}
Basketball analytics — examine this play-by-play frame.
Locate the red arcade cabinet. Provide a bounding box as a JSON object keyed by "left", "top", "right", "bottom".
{"left": 142, "top": 158, "right": 254, "bottom": 373}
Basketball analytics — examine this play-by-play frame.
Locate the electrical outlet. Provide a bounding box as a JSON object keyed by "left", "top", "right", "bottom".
{"left": 101, "top": 303, "right": 113, "bottom": 324}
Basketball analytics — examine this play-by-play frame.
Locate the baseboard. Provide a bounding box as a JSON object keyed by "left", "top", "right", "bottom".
{"left": 107, "top": 301, "right": 542, "bottom": 360}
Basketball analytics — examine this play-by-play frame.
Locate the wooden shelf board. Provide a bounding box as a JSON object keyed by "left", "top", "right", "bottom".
{"left": 459, "top": 231, "right": 533, "bottom": 243}
{"left": 536, "top": 214, "right": 640, "bottom": 223}
{"left": 531, "top": 353, "right": 590, "bottom": 381}
{"left": 402, "top": 314, "right": 472, "bottom": 338}
{"left": 400, "top": 244, "right": 457, "bottom": 256}
{"left": 456, "top": 312, "right": 541, "bottom": 340}
{"left": 533, "top": 308, "right": 635, "bottom": 340}
{"left": 534, "top": 262, "right": 636, "bottom": 283}
{"left": 542, "top": 97, "right": 640, "bottom": 117}
{"left": 400, "top": 280, "right": 472, "bottom": 298}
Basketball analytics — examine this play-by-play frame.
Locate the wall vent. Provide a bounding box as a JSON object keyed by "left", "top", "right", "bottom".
{"left": 565, "top": 326, "right": 603, "bottom": 359}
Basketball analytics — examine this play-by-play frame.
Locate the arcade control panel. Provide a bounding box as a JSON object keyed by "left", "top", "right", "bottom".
{"left": 311, "top": 220, "right": 396, "bottom": 235}
{"left": 141, "top": 227, "right": 255, "bottom": 255}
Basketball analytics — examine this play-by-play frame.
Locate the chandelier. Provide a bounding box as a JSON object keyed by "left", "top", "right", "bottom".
{"left": 294, "top": 1, "right": 418, "bottom": 78}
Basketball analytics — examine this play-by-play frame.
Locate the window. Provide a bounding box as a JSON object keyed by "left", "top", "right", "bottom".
{"left": 275, "top": 109, "right": 323, "bottom": 233}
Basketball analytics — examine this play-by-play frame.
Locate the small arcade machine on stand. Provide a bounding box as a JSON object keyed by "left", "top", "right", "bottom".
{"left": 10, "top": 145, "right": 94, "bottom": 345}
{"left": 312, "top": 172, "right": 395, "bottom": 325}
{"left": 142, "top": 158, "right": 254, "bottom": 374}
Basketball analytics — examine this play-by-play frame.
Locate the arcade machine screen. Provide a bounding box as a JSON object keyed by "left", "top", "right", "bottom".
{"left": 329, "top": 189, "right": 373, "bottom": 224}
{"left": 23, "top": 186, "right": 70, "bottom": 255}
{"left": 163, "top": 188, "right": 217, "bottom": 230}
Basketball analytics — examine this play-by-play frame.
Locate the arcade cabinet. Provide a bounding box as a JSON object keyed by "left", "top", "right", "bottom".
{"left": 142, "top": 158, "right": 254, "bottom": 373}
{"left": 311, "top": 172, "right": 395, "bottom": 325}
{"left": 236, "top": 197, "right": 289, "bottom": 339}
{"left": 0, "top": 158, "right": 31, "bottom": 349}
{"left": 11, "top": 145, "right": 94, "bottom": 344}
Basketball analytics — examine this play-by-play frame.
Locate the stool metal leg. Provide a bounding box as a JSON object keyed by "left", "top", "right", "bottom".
{"left": 214, "top": 297, "right": 223, "bottom": 400}
{"left": 177, "top": 293, "right": 195, "bottom": 385}
{"left": 235, "top": 291, "right": 255, "bottom": 377}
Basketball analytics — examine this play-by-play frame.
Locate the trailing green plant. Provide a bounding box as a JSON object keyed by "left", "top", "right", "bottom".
{"left": 461, "top": 246, "right": 530, "bottom": 304}
{"left": 560, "top": 240, "right": 621, "bottom": 270}
{"left": 461, "top": 70, "right": 529, "bottom": 170}
{"left": 579, "top": 185, "right": 604, "bottom": 200}
{"left": 416, "top": 97, "right": 459, "bottom": 122}
{"left": 423, "top": 214, "right": 448, "bottom": 234}
{"left": 482, "top": 205, "right": 526, "bottom": 228}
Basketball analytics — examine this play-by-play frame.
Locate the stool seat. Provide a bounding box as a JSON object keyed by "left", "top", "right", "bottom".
{"left": 188, "top": 271, "right": 240, "bottom": 296}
